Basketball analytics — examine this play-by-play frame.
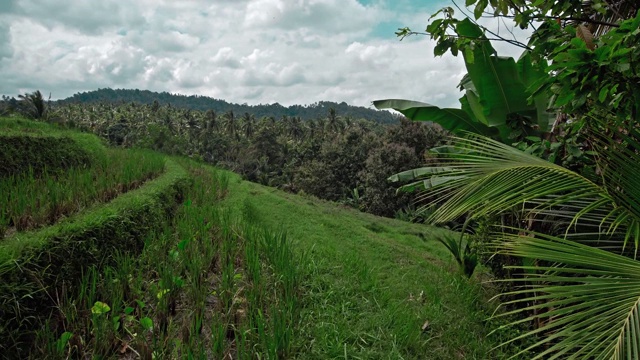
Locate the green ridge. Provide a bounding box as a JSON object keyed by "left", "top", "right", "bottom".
{"left": 0, "top": 158, "right": 191, "bottom": 353}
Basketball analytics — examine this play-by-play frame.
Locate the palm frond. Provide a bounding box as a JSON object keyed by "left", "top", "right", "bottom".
{"left": 410, "top": 132, "right": 640, "bottom": 252}
{"left": 596, "top": 128, "right": 640, "bottom": 251}
{"left": 418, "top": 134, "right": 609, "bottom": 223}
{"left": 493, "top": 232, "right": 640, "bottom": 359}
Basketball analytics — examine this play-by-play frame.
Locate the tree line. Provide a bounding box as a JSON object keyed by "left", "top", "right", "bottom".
{"left": 54, "top": 88, "right": 398, "bottom": 124}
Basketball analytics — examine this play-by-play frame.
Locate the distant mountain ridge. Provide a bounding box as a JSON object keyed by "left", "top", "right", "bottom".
{"left": 57, "top": 88, "right": 397, "bottom": 124}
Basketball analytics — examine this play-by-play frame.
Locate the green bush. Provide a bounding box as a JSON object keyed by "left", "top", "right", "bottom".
{"left": 358, "top": 142, "right": 421, "bottom": 217}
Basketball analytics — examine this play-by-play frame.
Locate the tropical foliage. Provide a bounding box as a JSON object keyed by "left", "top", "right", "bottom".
{"left": 13, "top": 90, "right": 49, "bottom": 120}
{"left": 56, "top": 88, "right": 397, "bottom": 124}
{"left": 378, "top": 1, "right": 640, "bottom": 358}
{"left": 375, "top": 20, "right": 554, "bottom": 144}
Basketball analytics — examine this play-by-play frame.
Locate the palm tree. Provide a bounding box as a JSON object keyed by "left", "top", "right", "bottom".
{"left": 394, "top": 124, "right": 640, "bottom": 358}
{"left": 223, "top": 110, "right": 237, "bottom": 140}
{"left": 285, "top": 116, "right": 303, "bottom": 140}
{"left": 241, "top": 112, "right": 255, "bottom": 139}
{"left": 294, "top": 116, "right": 305, "bottom": 140}
{"left": 327, "top": 107, "right": 341, "bottom": 133}
{"left": 306, "top": 119, "right": 317, "bottom": 139}
{"left": 18, "top": 90, "right": 47, "bottom": 120}
{"left": 316, "top": 118, "right": 327, "bottom": 138}
{"left": 204, "top": 110, "right": 218, "bottom": 131}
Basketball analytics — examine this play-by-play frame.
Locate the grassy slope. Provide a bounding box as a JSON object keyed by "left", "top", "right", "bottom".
{"left": 221, "top": 173, "right": 508, "bottom": 359}
{"left": 0, "top": 117, "right": 514, "bottom": 358}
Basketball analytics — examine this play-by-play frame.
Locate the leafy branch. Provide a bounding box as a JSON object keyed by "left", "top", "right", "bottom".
{"left": 395, "top": 28, "right": 531, "bottom": 50}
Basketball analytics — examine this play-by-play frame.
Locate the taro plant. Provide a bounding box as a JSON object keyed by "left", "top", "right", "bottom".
{"left": 90, "top": 301, "right": 113, "bottom": 355}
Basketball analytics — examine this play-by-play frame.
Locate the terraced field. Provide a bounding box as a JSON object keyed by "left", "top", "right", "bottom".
{"left": 0, "top": 117, "right": 518, "bottom": 359}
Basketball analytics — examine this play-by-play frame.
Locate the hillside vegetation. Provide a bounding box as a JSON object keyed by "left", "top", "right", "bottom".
{"left": 54, "top": 88, "right": 397, "bottom": 124}
{"left": 0, "top": 117, "right": 515, "bottom": 359}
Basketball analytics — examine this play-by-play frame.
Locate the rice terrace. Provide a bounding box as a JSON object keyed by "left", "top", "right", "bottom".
{"left": 1, "top": 0, "right": 640, "bottom": 359}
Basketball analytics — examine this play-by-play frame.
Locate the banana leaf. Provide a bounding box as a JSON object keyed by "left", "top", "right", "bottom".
{"left": 372, "top": 99, "right": 499, "bottom": 138}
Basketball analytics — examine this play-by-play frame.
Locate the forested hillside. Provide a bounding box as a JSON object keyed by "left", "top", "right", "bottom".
{"left": 55, "top": 88, "right": 397, "bottom": 124}
{"left": 1, "top": 92, "right": 447, "bottom": 219}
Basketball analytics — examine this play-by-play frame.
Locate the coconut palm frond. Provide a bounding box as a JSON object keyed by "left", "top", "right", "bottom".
{"left": 17, "top": 90, "right": 47, "bottom": 119}
{"left": 418, "top": 134, "right": 610, "bottom": 222}
{"left": 594, "top": 128, "right": 640, "bottom": 250}
{"left": 493, "top": 232, "right": 640, "bottom": 359}
{"left": 414, "top": 130, "right": 640, "bottom": 251}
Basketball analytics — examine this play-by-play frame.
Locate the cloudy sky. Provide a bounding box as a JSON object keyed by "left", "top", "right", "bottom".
{"left": 0, "top": 0, "right": 529, "bottom": 108}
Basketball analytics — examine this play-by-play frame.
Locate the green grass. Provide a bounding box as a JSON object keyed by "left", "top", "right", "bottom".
{"left": 221, "top": 172, "right": 520, "bottom": 359}
{"left": 28, "top": 160, "right": 303, "bottom": 359}
{"left": 0, "top": 148, "right": 165, "bottom": 238}
{"left": 0, "top": 158, "right": 190, "bottom": 355}
{"left": 0, "top": 117, "right": 528, "bottom": 358}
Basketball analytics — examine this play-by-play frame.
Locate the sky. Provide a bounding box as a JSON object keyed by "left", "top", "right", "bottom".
{"left": 0, "top": 0, "right": 530, "bottom": 108}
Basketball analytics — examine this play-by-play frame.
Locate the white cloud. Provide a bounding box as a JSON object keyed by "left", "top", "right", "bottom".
{"left": 13, "top": 0, "right": 146, "bottom": 34}
{"left": 345, "top": 42, "right": 395, "bottom": 70}
{"left": 0, "top": 19, "right": 12, "bottom": 59}
{"left": 211, "top": 47, "right": 241, "bottom": 68}
{"left": 128, "top": 30, "right": 201, "bottom": 54}
{"left": 143, "top": 57, "right": 176, "bottom": 84}
{"left": 240, "top": 62, "right": 306, "bottom": 87}
{"left": 173, "top": 63, "right": 202, "bottom": 88}
{"left": 240, "top": 48, "right": 273, "bottom": 65}
{"left": 0, "top": 0, "right": 532, "bottom": 110}
{"left": 243, "top": 0, "right": 379, "bottom": 34}
{"left": 91, "top": 41, "right": 147, "bottom": 80}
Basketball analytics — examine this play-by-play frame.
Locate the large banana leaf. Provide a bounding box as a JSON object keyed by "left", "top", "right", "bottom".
{"left": 456, "top": 19, "right": 532, "bottom": 128}
{"left": 516, "top": 51, "right": 556, "bottom": 132}
{"left": 372, "top": 99, "right": 498, "bottom": 137}
{"left": 458, "top": 75, "right": 488, "bottom": 125}
{"left": 494, "top": 233, "right": 640, "bottom": 360}
{"left": 375, "top": 21, "right": 551, "bottom": 144}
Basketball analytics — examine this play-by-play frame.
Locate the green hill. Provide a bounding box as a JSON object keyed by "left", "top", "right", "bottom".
{"left": 56, "top": 88, "right": 398, "bottom": 124}
{"left": 0, "top": 117, "right": 517, "bottom": 359}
